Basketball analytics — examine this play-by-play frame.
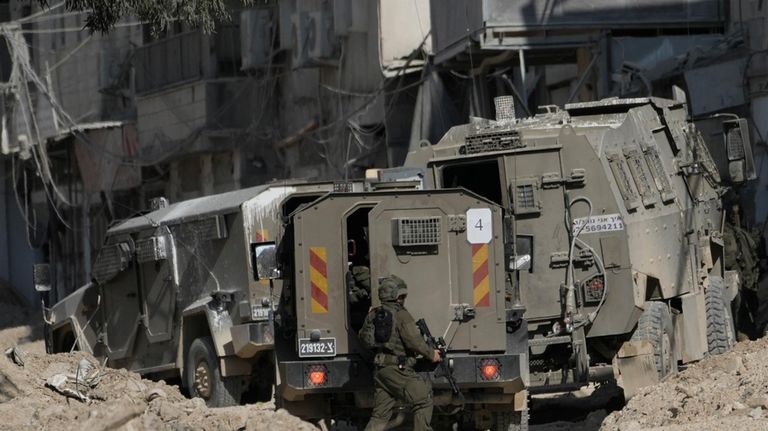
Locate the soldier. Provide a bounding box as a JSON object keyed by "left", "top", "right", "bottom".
{"left": 347, "top": 264, "right": 371, "bottom": 330}
{"left": 347, "top": 236, "right": 371, "bottom": 330}
{"left": 359, "top": 275, "right": 441, "bottom": 431}
{"left": 347, "top": 265, "right": 371, "bottom": 305}
{"left": 724, "top": 204, "right": 764, "bottom": 337}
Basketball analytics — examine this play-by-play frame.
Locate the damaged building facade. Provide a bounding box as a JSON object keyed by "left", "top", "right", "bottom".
{"left": 0, "top": 0, "right": 766, "bottom": 301}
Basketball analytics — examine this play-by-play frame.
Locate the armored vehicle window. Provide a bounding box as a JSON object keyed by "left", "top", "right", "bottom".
{"left": 514, "top": 235, "right": 533, "bottom": 273}
{"left": 92, "top": 242, "right": 132, "bottom": 284}
{"left": 512, "top": 179, "right": 541, "bottom": 215}
{"left": 282, "top": 194, "right": 325, "bottom": 218}
{"left": 441, "top": 160, "right": 503, "bottom": 206}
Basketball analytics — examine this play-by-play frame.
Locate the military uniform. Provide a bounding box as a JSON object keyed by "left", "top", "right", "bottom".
{"left": 724, "top": 218, "right": 767, "bottom": 336}
{"left": 347, "top": 265, "right": 371, "bottom": 306}
{"left": 723, "top": 222, "right": 759, "bottom": 291}
{"left": 347, "top": 265, "right": 371, "bottom": 330}
{"left": 359, "top": 275, "right": 436, "bottom": 431}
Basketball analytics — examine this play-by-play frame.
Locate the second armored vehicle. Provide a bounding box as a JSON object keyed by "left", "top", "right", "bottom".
{"left": 401, "top": 96, "right": 751, "bottom": 395}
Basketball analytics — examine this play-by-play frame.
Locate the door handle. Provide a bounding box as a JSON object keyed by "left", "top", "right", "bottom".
{"left": 126, "top": 292, "right": 137, "bottom": 298}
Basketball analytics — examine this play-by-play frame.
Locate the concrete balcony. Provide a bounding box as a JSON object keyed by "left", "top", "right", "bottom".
{"left": 431, "top": 0, "right": 726, "bottom": 63}
{"left": 136, "top": 78, "right": 263, "bottom": 160}
{"left": 135, "top": 31, "right": 206, "bottom": 95}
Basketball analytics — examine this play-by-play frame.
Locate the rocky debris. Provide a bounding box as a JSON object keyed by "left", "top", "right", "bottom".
{"left": 602, "top": 338, "right": 768, "bottom": 430}
{"left": 43, "top": 356, "right": 106, "bottom": 403}
{"left": 0, "top": 349, "right": 316, "bottom": 430}
{"left": 146, "top": 388, "right": 167, "bottom": 402}
{"left": 5, "top": 345, "right": 26, "bottom": 367}
{"left": 0, "top": 295, "right": 315, "bottom": 430}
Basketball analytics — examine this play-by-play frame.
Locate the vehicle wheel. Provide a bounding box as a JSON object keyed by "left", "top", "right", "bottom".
{"left": 185, "top": 336, "right": 242, "bottom": 407}
{"left": 631, "top": 301, "right": 677, "bottom": 379}
{"left": 492, "top": 410, "right": 528, "bottom": 431}
{"left": 705, "top": 277, "right": 736, "bottom": 355}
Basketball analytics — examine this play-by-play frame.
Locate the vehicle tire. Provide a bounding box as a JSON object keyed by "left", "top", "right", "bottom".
{"left": 631, "top": 301, "right": 677, "bottom": 379}
{"left": 185, "top": 336, "right": 242, "bottom": 407}
{"left": 492, "top": 410, "right": 528, "bottom": 431}
{"left": 705, "top": 277, "right": 736, "bottom": 355}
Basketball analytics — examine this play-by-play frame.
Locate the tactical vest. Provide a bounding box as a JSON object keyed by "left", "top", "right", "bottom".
{"left": 360, "top": 303, "right": 408, "bottom": 361}
{"left": 373, "top": 307, "right": 394, "bottom": 342}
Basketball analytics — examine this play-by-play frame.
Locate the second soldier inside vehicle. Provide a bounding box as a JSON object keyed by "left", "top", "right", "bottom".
{"left": 359, "top": 275, "right": 441, "bottom": 431}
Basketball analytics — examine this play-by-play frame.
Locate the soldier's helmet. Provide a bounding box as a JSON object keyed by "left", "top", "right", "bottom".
{"left": 378, "top": 275, "right": 408, "bottom": 302}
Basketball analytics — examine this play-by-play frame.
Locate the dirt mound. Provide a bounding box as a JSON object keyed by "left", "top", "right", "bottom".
{"left": 0, "top": 290, "right": 314, "bottom": 430}
{"left": 0, "top": 349, "right": 315, "bottom": 430}
{"left": 0, "top": 306, "right": 45, "bottom": 357}
{"left": 601, "top": 338, "right": 768, "bottom": 430}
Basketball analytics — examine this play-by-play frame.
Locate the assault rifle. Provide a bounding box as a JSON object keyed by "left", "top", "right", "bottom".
{"left": 415, "top": 318, "right": 460, "bottom": 394}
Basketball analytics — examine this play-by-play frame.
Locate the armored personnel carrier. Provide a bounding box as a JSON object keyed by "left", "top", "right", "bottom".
{"left": 37, "top": 181, "right": 347, "bottom": 407}
{"left": 269, "top": 187, "right": 528, "bottom": 429}
{"left": 37, "top": 179, "right": 530, "bottom": 429}
{"left": 401, "top": 96, "right": 753, "bottom": 395}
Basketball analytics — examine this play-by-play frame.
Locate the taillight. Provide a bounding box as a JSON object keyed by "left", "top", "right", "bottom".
{"left": 307, "top": 365, "right": 328, "bottom": 386}
{"left": 479, "top": 358, "right": 501, "bottom": 380}
{"left": 584, "top": 276, "right": 605, "bottom": 303}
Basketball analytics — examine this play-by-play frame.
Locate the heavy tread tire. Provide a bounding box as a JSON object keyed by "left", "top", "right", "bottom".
{"left": 185, "top": 336, "right": 243, "bottom": 407}
{"left": 493, "top": 410, "right": 528, "bottom": 431}
{"left": 705, "top": 278, "right": 736, "bottom": 355}
{"left": 631, "top": 301, "right": 677, "bottom": 379}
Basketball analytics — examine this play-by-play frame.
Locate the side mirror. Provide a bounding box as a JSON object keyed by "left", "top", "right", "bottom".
{"left": 723, "top": 118, "right": 756, "bottom": 183}
{"left": 251, "top": 243, "right": 280, "bottom": 280}
{"left": 32, "top": 264, "right": 52, "bottom": 292}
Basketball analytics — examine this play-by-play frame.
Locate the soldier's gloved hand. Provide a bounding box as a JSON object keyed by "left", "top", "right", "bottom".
{"left": 432, "top": 350, "right": 442, "bottom": 363}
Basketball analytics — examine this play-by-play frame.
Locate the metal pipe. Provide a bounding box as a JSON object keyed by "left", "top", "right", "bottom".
{"left": 500, "top": 74, "right": 532, "bottom": 117}
{"left": 567, "top": 53, "right": 599, "bottom": 104}
{"left": 82, "top": 193, "right": 91, "bottom": 285}
{"left": 519, "top": 49, "right": 527, "bottom": 99}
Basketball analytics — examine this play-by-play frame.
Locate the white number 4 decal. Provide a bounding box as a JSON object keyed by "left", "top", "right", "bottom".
{"left": 467, "top": 208, "right": 492, "bottom": 244}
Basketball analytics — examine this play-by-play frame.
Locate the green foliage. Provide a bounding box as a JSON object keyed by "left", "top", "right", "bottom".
{"left": 39, "top": 0, "right": 254, "bottom": 34}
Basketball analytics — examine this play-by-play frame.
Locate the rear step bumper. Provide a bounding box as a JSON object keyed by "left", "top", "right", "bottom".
{"left": 278, "top": 353, "right": 526, "bottom": 402}
{"left": 429, "top": 353, "right": 526, "bottom": 394}
{"left": 279, "top": 357, "right": 372, "bottom": 401}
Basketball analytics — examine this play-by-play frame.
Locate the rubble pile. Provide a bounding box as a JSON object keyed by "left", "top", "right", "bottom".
{"left": 0, "top": 349, "right": 314, "bottom": 430}
{"left": 0, "top": 292, "right": 314, "bottom": 430}
{"left": 4, "top": 293, "right": 768, "bottom": 430}
{"left": 601, "top": 338, "right": 768, "bottom": 430}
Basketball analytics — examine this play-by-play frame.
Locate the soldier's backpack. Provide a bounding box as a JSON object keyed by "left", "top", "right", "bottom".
{"left": 373, "top": 307, "right": 394, "bottom": 343}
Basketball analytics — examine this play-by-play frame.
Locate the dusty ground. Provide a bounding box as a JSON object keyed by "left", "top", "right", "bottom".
{"left": 0, "top": 348, "right": 316, "bottom": 430}
{"left": 601, "top": 338, "right": 768, "bottom": 431}
{"left": 0, "top": 291, "right": 314, "bottom": 431}
{"left": 0, "top": 344, "right": 317, "bottom": 431}
{"left": 2, "top": 284, "right": 768, "bottom": 430}
{"left": 530, "top": 338, "right": 768, "bottom": 431}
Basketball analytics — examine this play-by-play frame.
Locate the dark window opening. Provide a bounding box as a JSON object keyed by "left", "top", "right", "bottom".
{"left": 281, "top": 194, "right": 324, "bottom": 218}
{"left": 515, "top": 235, "right": 533, "bottom": 273}
{"left": 441, "top": 160, "right": 503, "bottom": 205}
{"left": 346, "top": 207, "right": 372, "bottom": 332}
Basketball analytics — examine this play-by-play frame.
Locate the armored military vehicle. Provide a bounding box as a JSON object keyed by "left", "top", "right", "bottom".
{"left": 37, "top": 181, "right": 351, "bottom": 407}
{"left": 400, "top": 96, "right": 753, "bottom": 396}
{"left": 37, "top": 179, "right": 530, "bottom": 428}
{"left": 268, "top": 186, "right": 528, "bottom": 429}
